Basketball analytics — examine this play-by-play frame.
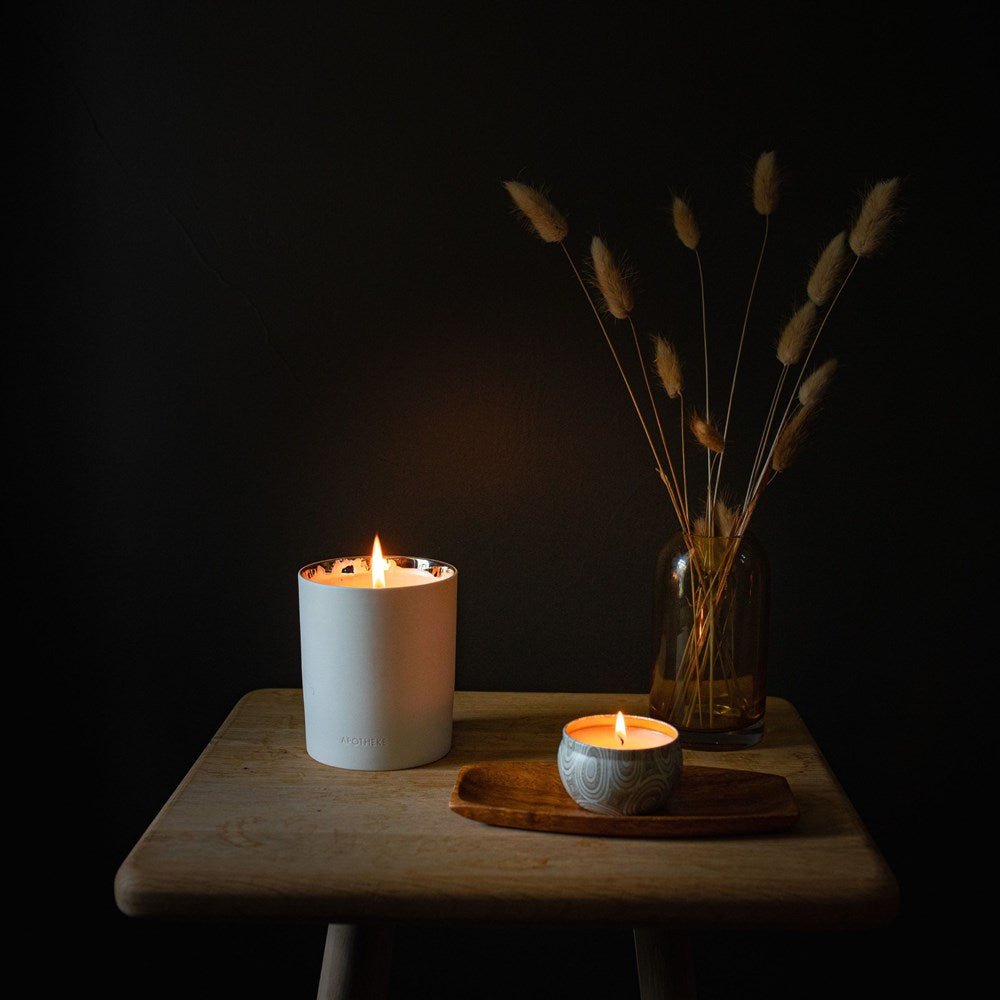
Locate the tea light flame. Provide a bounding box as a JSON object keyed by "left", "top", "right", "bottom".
{"left": 615, "top": 711, "right": 627, "bottom": 746}
{"left": 371, "top": 534, "right": 386, "bottom": 589}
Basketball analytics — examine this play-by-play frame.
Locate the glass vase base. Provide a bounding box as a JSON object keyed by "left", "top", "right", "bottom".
{"left": 675, "top": 718, "right": 764, "bottom": 751}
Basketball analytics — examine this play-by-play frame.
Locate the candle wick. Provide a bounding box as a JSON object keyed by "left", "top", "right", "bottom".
{"left": 618, "top": 735, "right": 624, "bottom": 746}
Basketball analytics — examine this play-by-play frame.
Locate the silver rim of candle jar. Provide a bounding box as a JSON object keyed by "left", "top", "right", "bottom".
{"left": 561, "top": 715, "right": 680, "bottom": 755}
{"left": 298, "top": 556, "right": 457, "bottom": 583}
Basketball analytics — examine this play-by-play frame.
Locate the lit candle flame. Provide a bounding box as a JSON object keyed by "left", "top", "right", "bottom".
{"left": 371, "top": 534, "right": 386, "bottom": 589}
{"left": 615, "top": 711, "right": 627, "bottom": 747}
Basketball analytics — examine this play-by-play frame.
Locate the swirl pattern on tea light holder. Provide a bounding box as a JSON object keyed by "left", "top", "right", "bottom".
{"left": 558, "top": 716, "right": 682, "bottom": 816}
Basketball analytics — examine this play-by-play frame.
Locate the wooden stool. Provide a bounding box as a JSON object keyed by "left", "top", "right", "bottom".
{"left": 116, "top": 690, "right": 898, "bottom": 998}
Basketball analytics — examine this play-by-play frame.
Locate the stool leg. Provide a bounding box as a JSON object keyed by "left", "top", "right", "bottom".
{"left": 633, "top": 927, "right": 696, "bottom": 1000}
{"left": 317, "top": 924, "right": 394, "bottom": 1000}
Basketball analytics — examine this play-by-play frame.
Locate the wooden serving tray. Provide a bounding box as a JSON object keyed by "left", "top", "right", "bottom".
{"left": 449, "top": 761, "right": 798, "bottom": 837}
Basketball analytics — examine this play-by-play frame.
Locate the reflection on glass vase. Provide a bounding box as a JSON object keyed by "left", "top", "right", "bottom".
{"left": 649, "top": 533, "right": 769, "bottom": 749}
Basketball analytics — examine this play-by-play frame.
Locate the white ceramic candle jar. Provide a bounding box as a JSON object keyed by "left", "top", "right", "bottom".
{"left": 298, "top": 551, "right": 457, "bottom": 770}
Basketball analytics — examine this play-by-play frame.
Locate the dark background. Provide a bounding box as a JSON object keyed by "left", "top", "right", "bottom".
{"left": 22, "top": 2, "right": 990, "bottom": 996}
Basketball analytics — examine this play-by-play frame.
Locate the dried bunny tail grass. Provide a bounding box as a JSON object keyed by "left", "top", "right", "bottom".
{"left": 849, "top": 178, "right": 901, "bottom": 257}
{"left": 806, "top": 231, "right": 848, "bottom": 306}
{"left": 672, "top": 196, "right": 700, "bottom": 250}
{"left": 753, "top": 151, "right": 779, "bottom": 215}
{"left": 776, "top": 301, "right": 817, "bottom": 366}
{"left": 502, "top": 180, "right": 568, "bottom": 243}
{"left": 690, "top": 413, "right": 725, "bottom": 453}
{"left": 771, "top": 406, "right": 813, "bottom": 472}
{"left": 654, "top": 337, "right": 683, "bottom": 398}
{"left": 798, "top": 358, "right": 838, "bottom": 408}
{"left": 691, "top": 501, "right": 736, "bottom": 537}
{"left": 713, "top": 499, "right": 738, "bottom": 537}
{"left": 589, "top": 236, "right": 634, "bottom": 319}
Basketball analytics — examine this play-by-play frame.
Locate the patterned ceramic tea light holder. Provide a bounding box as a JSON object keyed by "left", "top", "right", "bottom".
{"left": 558, "top": 713, "right": 682, "bottom": 815}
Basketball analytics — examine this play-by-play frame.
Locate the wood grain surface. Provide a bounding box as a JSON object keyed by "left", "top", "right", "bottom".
{"left": 114, "top": 690, "right": 898, "bottom": 928}
{"left": 450, "top": 761, "right": 798, "bottom": 836}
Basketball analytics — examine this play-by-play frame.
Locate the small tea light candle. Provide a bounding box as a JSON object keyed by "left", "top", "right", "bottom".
{"left": 558, "top": 712, "right": 682, "bottom": 815}
{"left": 298, "top": 536, "right": 457, "bottom": 771}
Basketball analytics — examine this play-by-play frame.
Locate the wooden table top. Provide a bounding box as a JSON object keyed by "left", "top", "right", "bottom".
{"left": 115, "top": 690, "right": 898, "bottom": 929}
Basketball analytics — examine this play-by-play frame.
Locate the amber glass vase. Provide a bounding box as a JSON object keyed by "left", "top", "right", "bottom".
{"left": 649, "top": 533, "right": 769, "bottom": 749}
